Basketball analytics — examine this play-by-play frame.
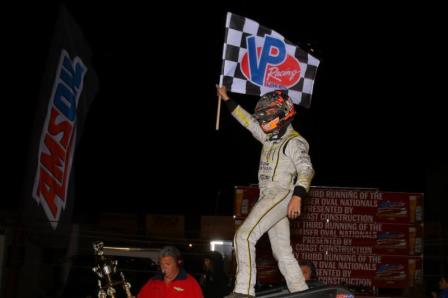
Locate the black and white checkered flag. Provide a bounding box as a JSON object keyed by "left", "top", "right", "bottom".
{"left": 220, "top": 12, "right": 320, "bottom": 108}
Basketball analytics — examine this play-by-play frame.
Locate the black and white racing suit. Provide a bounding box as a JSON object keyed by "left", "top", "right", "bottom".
{"left": 225, "top": 100, "right": 314, "bottom": 296}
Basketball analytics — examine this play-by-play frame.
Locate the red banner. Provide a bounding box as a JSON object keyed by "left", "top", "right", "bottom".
{"left": 307, "top": 188, "right": 423, "bottom": 224}
{"left": 292, "top": 223, "right": 423, "bottom": 256}
{"left": 233, "top": 186, "right": 424, "bottom": 290}
{"left": 292, "top": 252, "right": 422, "bottom": 288}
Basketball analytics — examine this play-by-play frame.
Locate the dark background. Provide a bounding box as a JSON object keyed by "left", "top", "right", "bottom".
{"left": 1, "top": 2, "right": 447, "bottom": 296}
{"left": 2, "top": 2, "right": 446, "bottom": 224}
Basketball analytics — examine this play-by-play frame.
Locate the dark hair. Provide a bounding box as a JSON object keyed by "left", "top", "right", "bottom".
{"left": 204, "top": 251, "right": 225, "bottom": 272}
{"left": 299, "top": 259, "right": 317, "bottom": 280}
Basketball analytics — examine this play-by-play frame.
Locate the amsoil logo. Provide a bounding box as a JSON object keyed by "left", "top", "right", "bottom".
{"left": 32, "top": 49, "right": 87, "bottom": 229}
{"left": 240, "top": 35, "right": 301, "bottom": 89}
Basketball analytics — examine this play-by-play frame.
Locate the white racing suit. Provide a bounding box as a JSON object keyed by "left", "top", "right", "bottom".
{"left": 229, "top": 103, "right": 314, "bottom": 296}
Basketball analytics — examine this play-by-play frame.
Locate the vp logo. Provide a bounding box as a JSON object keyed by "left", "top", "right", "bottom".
{"left": 241, "top": 35, "right": 301, "bottom": 89}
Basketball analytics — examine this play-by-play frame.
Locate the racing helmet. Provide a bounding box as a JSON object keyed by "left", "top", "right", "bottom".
{"left": 253, "top": 90, "right": 295, "bottom": 134}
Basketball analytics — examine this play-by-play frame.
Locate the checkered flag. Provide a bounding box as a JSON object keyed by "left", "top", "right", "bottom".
{"left": 220, "top": 12, "right": 320, "bottom": 108}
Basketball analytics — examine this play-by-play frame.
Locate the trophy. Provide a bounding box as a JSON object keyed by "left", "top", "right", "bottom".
{"left": 92, "top": 241, "right": 134, "bottom": 298}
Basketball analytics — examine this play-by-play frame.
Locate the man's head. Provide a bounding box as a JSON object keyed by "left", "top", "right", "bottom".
{"left": 300, "top": 260, "right": 317, "bottom": 281}
{"left": 159, "top": 246, "right": 182, "bottom": 279}
{"left": 254, "top": 90, "right": 295, "bottom": 139}
{"left": 440, "top": 276, "right": 448, "bottom": 289}
{"left": 203, "top": 251, "right": 224, "bottom": 272}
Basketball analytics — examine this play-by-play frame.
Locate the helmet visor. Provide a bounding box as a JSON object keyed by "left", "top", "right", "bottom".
{"left": 254, "top": 107, "right": 279, "bottom": 123}
{"left": 254, "top": 108, "right": 281, "bottom": 133}
{"left": 260, "top": 117, "right": 280, "bottom": 133}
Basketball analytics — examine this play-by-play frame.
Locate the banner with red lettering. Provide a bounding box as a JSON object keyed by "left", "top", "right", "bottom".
{"left": 10, "top": 5, "right": 98, "bottom": 298}
{"left": 23, "top": 5, "right": 98, "bottom": 231}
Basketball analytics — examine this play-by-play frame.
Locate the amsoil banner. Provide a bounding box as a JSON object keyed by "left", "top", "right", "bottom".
{"left": 9, "top": 5, "right": 98, "bottom": 298}
{"left": 26, "top": 6, "right": 98, "bottom": 231}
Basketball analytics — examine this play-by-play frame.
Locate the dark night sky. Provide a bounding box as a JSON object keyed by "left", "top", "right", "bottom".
{"left": 3, "top": 2, "right": 447, "bottom": 222}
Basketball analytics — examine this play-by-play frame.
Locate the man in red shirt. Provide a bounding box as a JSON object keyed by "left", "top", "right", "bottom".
{"left": 138, "top": 246, "right": 203, "bottom": 298}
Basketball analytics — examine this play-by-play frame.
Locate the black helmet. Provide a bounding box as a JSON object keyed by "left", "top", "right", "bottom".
{"left": 254, "top": 90, "right": 295, "bottom": 135}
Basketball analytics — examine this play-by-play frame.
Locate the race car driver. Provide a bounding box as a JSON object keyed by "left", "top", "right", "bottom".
{"left": 216, "top": 85, "right": 314, "bottom": 298}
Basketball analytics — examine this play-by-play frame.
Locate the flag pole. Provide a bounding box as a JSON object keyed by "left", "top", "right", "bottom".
{"left": 216, "top": 72, "right": 224, "bottom": 130}
{"left": 216, "top": 13, "right": 229, "bottom": 131}
{"left": 215, "top": 94, "right": 222, "bottom": 131}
